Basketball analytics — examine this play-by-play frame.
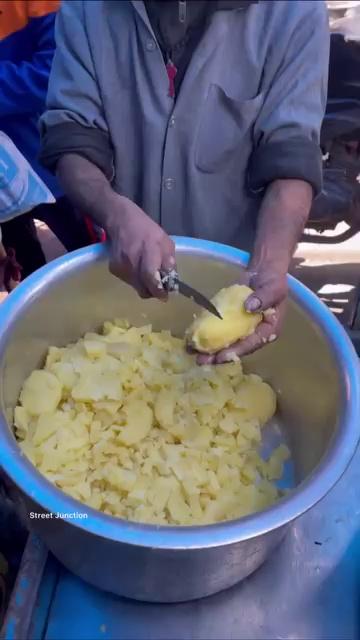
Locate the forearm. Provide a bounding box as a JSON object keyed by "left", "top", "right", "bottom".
{"left": 56, "top": 154, "right": 120, "bottom": 233}
{"left": 249, "top": 179, "right": 312, "bottom": 274}
{"left": 57, "top": 154, "right": 175, "bottom": 300}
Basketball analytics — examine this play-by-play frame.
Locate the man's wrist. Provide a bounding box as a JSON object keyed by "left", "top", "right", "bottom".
{"left": 249, "top": 179, "right": 312, "bottom": 276}
{"left": 248, "top": 251, "right": 291, "bottom": 276}
{"left": 100, "top": 192, "right": 130, "bottom": 236}
{"left": 57, "top": 154, "right": 121, "bottom": 235}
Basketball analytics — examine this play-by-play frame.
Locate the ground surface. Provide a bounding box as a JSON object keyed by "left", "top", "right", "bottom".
{"left": 294, "top": 224, "right": 360, "bottom": 329}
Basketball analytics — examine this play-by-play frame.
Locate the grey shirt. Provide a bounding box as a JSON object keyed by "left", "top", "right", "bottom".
{"left": 40, "top": 0, "right": 329, "bottom": 252}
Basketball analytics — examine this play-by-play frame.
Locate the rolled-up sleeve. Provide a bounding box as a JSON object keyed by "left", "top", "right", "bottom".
{"left": 248, "top": 1, "right": 330, "bottom": 196}
{"left": 39, "top": 0, "right": 113, "bottom": 179}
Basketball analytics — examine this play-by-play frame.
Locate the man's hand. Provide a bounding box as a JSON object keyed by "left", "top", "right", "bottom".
{"left": 107, "top": 195, "right": 176, "bottom": 299}
{"left": 57, "top": 155, "right": 176, "bottom": 299}
{"left": 196, "top": 179, "right": 312, "bottom": 365}
{"left": 196, "top": 266, "right": 287, "bottom": 365}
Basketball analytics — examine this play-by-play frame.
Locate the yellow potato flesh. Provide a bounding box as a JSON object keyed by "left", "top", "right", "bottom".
{"left": 15, "top": 319, "right": 289, "bottom": 527}
{"left": 186, "top": 284, "right": 262, "bottom": 353}
{"left": 19, "top": 370, "right": 62, "bottom": 416}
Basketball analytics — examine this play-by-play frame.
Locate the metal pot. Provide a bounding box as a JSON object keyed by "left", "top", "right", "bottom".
{"left": 0, "top": 239, "right": 359, "bottom": 603}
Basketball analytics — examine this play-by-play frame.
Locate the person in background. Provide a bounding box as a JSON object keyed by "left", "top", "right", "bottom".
{"left": 0, "top": 0, "right": 92, "bottom": 280}
{"left": 0, "top": 237, "right": 18, "bottom": 301}
{"left": 0, "top": 130, "right": 57, "bottom": 299}
{"left": 40, "top": 0, "right": 330, "bottom": 362}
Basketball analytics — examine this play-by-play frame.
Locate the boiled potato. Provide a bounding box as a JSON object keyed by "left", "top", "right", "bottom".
{"left": 20, "top": 370, "right": 62, "bottom": 416}
{"left": 186, "top": 284, "right": 262, "bottom": 353}
{"left": 118, "top": 401, "right": 153, "bottom": 446}
{"left": 15, "top": 319, "right": 288, "bottom": 527}
{"left": 72, "top": 370, "right": 123, "bottom": 402}
{"left": 231, "top": 376, "right": 277, "bottom": 425}
{"left": 14, "top": 406, "right": 29, "bottom": 437}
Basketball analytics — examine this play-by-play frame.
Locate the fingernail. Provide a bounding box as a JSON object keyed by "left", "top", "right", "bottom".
{"left": 154, "top": 272, "right": 164, "bottom": 290}
{"left": 246, "top": 296, "right": 262, "bottom": 312}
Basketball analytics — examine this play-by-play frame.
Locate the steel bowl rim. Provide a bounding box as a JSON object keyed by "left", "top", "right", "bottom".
{"left": 0, "top": 238, "right": 359, "bottom": 549}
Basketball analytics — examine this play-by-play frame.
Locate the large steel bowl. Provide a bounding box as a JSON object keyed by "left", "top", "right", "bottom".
{"left": 0, "top": 239, "right": 359, "bottom": 603}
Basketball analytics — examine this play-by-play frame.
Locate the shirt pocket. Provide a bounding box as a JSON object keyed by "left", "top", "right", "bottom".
{"left": 195, "top": 83, "right": 264, "bottom": 174}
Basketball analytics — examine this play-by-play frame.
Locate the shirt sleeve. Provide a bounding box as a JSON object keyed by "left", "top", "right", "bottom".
{"left": 39, "top": 0, "right": 113, "bottom": 179}
{"left": 0, "top": 12, "right": 57, "bottom": 118}
{"left": 248, "top": 1, "right": 330, "bottom": 197}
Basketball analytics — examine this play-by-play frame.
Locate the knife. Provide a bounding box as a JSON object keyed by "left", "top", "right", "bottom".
{"left": 160, "top": 270, "right": 222, "bottom": 319}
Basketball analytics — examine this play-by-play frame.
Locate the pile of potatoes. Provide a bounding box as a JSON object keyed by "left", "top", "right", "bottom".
{"left": 14, "top": 286, "right": 289, "bottom": 526}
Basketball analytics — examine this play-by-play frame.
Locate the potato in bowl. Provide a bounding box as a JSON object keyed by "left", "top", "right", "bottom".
{"left": 14, "top": 319, "right": 289, "bottom": 526}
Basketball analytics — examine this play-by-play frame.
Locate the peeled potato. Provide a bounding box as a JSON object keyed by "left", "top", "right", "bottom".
{"left": 186, "top": 284, "right": 262, "bottom": 353}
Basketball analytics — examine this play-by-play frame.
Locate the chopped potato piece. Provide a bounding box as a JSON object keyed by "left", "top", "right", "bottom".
{"left": 14, "top": 318, "right": 288, "bottom": 527}
{"left": 167, "top": 487, "right": 191, "bottom": 524}
{"left": 231, "top": 378, "right": 276, "bottom": 426}
{"left": 14, "top": 406, "right": 29, "bottom": 436}
{"left": 33, "top": 412, "right": 68, "bottom": 446}
{"left": 118, "top": 401, "right": 153, "bottom": 446}
{"left": 106, "top": 466, "right": 137, "bottom": 492}
{"left": 83, "top": 340, "right": 107, "bottom": 359}
{"left": 186, "top": 285, "right": 262, "bottom": 353}
{"left": 72, "top": 371, "right": 123, "bottom": 402}
{"left": 20, "top": 370, "right": 62, "bottom": 415}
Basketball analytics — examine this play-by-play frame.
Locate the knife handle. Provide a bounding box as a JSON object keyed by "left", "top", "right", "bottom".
{"left": 160, "top": 269, "right": 179, "bottom": 293}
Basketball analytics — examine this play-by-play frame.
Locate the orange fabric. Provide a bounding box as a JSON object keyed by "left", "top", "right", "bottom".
{"left": 0, "top": 0, "right": 60, "bottom": 40}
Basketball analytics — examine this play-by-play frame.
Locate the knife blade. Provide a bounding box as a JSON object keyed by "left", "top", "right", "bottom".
{"left": 177, "top": 280, "right": 223, "bottom": 319}
{"left": 160, "top": 270, "right": 222, "bottom": 319}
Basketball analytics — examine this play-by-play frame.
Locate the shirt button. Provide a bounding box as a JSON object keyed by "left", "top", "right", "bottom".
{"left": 169, "top": 115, "right": 176, "bottom": 127}
{"left": 164, "top": 178, "right": 175, "bottom": 190}
{"left": 146, "top": 39, "right": 156, "bottom": 51}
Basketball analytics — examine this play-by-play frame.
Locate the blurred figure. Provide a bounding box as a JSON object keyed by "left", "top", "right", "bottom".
{"left": 0, "top": 131, "right": 56, "bottom": 297}
{"left": 0, "top": 0, "right": 92, "bottom": 279}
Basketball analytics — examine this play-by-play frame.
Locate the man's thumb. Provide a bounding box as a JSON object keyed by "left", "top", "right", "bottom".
{"left": 245, "top": 280, "right": 286, "bottom": 312}
{"left": 245, "top": 294, "right": 262, "bottom": 313}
